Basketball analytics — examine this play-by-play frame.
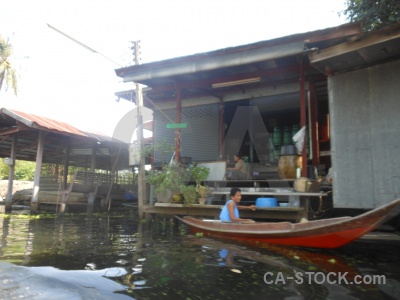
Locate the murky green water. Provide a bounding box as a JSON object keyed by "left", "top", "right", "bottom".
{"left": 1, "top": 209, "right": 399, "bottom": 299}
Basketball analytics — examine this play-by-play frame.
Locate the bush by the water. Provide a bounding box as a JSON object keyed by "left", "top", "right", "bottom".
{"left": 0, "top": 159, "right": 35, "bottom": 180}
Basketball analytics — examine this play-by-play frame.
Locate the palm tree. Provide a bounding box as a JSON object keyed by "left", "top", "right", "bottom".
{"left": 0, "top": 35, "right": 18, "bottom": 95}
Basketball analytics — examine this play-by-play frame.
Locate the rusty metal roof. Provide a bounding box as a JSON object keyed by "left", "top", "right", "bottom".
{"left": 0, "top": 108, "right": 129, "bottom": 169}
{"left": 1, "top": 108, "right": 108, "bottom": 140}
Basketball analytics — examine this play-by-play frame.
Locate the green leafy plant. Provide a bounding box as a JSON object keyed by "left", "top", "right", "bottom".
{"left": 145, "top": 169, "right": 168, "bottom": 194}
{"left": 180, "top": 184, "right": 197, "bottom": 205}
{"left": 0, "top": 35, "right": 18, "bottom": 95}
{"left": 142, "top": 139, "right": 175, "bottom": 167}
{"left": 146, "top": 163, "right": 191, "bottom": 204}
{"left": 189, "top": 164, "right": 210, "bottom": 186}
{"left": 0, "top": 159, "right": 35, "bottom": 180}
{"left": 196, "top": 185, "right": 211, "bottom": 199}
{"left": 341, "top": 0, "right": 400, "bottom": 31}
{"left": 163, "top": 163, "right": 191, "bottom": 193}
{"left": 189, "top": 164, "right": 211, "bottom": 201}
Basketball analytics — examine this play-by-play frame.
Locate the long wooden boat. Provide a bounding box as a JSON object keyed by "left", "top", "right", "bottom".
{"left": 176, "top": 198, "right": 400, "bottom": 249}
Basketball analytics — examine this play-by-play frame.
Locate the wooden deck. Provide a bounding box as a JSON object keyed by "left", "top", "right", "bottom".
{"left": 145, "top": 179, "right": 332, "bottom": 221}
{"left": 144, "top": 203, "right": 308, "bottom": 221}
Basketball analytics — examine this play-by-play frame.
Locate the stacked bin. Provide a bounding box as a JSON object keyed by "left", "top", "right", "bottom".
{"left": 273, "top": 126, "right": 282, "bottom": 158}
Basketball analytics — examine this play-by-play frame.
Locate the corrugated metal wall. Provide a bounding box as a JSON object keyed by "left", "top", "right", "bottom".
{"left": 329, "top": 59, "right": 400, "bottom": 208}
{"left": 153, "top": 104, "right": 220, "bottom": 164}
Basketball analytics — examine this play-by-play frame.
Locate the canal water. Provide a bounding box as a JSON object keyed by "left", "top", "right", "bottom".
{"left": 1, "top": 209, "right": 399, "bottom": 300}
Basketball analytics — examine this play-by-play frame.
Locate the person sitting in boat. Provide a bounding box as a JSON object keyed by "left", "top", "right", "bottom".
{"left": 219, "top": 187, "right": 255, "bottom": 223}
{"left": 227, "top": 154, "right": 248, "bottom": 180}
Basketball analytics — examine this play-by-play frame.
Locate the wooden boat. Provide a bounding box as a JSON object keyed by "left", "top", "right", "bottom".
{"left": 176, "top": 198, "right": 400, "bottom": 249}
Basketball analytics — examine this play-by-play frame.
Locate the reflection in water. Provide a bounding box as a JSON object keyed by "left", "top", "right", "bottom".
{"left": 0, "top": 213, "right": 399, "bottom": 299}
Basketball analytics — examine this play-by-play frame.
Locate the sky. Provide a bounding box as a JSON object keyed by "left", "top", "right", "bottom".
{"left": 0, "top": 0, "right": 348, "bottom": 139}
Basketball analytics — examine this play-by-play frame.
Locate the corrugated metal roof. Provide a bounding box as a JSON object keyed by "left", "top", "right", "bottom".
{"left": 114, "top": 22, "right": 362, "bottom": 106}
{"left": 309, "top": 23, "right": 400, "bottom": 75}
{"left": 0, "top": 107, "right": 130, "bottom": 169}
{"left": 1, "top": 108, "right": 119, "bottom": 142}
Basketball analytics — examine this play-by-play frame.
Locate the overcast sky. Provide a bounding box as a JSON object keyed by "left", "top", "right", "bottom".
{"left": 1, "top": 0, "right": 348, "bottom": 137}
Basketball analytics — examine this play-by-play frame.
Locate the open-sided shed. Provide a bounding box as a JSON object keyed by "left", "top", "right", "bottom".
{"left": 0, "top": 108, "right": 130, "bottom": 212}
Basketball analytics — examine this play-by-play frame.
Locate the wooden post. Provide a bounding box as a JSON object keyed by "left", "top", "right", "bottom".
{"left": 90, "top": 143, "right": 96, "bottom": 171}
{"left": 87, "top": 143, "right": 97, "bottom": 213}
{"left": 219, "top": 96, "right": 225, "bottom": 159}
{"left": 300, "top": 58, "right": 307, "bottom": 177}
{"left": 132, "top": 40, "right": 146, "bottom": 218}
{"left": 175, "top": 85, "right": 182, "bottom": 163}
{"left": 136, "top": 81, "right": 146, "bottom": 218}
{"left": 63, "top": 143, "right": 70, "bottom": 190}
{"left": 5, "top": 136, "right": 17, "bottom": 213}
{"left": 31, "top": 131, "right": 44, "bottom": 213}
{"left": 310, "top": 80, "right": 320, "bottom": 166}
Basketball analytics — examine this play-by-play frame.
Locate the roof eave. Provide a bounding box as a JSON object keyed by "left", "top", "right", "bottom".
{"left": 114, "top": 22, "right": 362, "bottom": 83}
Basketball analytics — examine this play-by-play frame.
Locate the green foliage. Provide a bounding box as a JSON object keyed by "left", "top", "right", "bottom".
{"left": 0, "top": 159, "right": 9, "bottom": 179}
{"left": 342, "top": 0, "right": 400, "bottom": 31}
{"left": 180, "top": 184, "right": 197, "bottom": 204}
{"left": 189, "top": 164, "right": 210, "bottom": 186}
{"left": 145, "top": 168, "right": 168, "bottom": 194}
{"left": 0, "top": 159, "right": 35, "bottom": 180}
{"left": 146, "top": 163, "right": 192, "bottom": 195}
{"left": 196, "top": 185, "right": 211, "bottom": 198}
{"left": 165, "top": 163, "right": 191, "bottom": 193}
{"left": 14, "top": 160, "right": 35, "bottom": 180}
{"left": 0, "top": 35, "right": 18, "bottom": 95}
{"left": 142, "top": 139, "right": 175, "bottom": 166}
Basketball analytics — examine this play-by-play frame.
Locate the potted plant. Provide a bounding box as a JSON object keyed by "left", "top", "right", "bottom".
{"left": 180, "top": 184, "right": 197, "bottom": 205}
{"left": 165, "top": 163, "right": 192, "bottom": 203}
{"left": 145, "top": 168, "right": 172, "bottom": 203}
{"left": 189, "top": 164, "right": 210, "bottom": 186}
{"left": 196, "top": 185, "right": 211, "bottom": 205}
{"left": 189, "top": 164, "right": 211, "bottom": 205}
{"left": 142, "top": 139, "right": 175, "bottom": 167}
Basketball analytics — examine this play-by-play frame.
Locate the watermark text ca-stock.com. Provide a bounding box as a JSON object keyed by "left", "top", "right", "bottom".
{"left": 264, "top": 272, "right": 386, "bottom": 285}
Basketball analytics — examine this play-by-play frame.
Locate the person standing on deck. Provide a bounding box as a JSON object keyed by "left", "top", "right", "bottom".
{"left": 227, "top": 154, "right": 248, "bottom": 180}
{"left": 220, "top": 187, "right": 255, "bottom": 223}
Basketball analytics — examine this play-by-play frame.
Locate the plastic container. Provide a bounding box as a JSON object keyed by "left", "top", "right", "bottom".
{"left": 273, "top": 127, "right": 282, "bottom": 147}
{"left": 280, "top": 145, "right": 297, "bottom": 155}
{"left": 296, "top": 166, "right": 301, "bottom": 178}
{"left": 283, "top": 126, "right": 291, "bottom": 145}
{"left": 255, "top": 197, "right": 278, "bottom": 208}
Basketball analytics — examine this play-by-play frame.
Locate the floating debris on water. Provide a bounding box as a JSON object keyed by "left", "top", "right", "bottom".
{"left": 230, "top": 269, "right": 242, "bottom": 274}
{"left": 85, "top": 263, "right": 96, "bottom": 270}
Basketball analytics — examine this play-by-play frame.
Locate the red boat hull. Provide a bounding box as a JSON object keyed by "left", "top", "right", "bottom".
{"left": 187, "top": 225, "right": 373, "bottom": 248}
{"left": 177, "top": 198, "right": 400, "bottom": 249}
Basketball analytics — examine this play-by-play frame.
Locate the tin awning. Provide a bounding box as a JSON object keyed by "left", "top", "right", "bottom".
{"left": 309, "top": 23, "right": 400, "bottom": 74}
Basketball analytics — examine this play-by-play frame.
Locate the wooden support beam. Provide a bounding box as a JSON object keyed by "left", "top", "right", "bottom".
{"left": 175, "top": 85, "right": 182, "bottom": 163}
{"left": 147, "top": 64, "right": 306, "bottom": 95}
{"left": 87, "top": 143, "right": 97, "bottom": 213}
{"left": 31, "top": 131, "right": 44, "bottom": 213}
{"left": 5, "top": 136, "right": 17, "bottom": 213}
{"left": 300, "top": 57, "right": 307, "bottom": 177}
{"left": 219, "top": 96, "right": 225, "bottom": 159}
{"left": 309, "top": 80, "right": 320, "bottom": 166}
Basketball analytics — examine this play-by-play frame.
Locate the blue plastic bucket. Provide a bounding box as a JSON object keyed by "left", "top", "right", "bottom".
{"left": 255, "top": 197, "right": 278, "bottom": 208}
